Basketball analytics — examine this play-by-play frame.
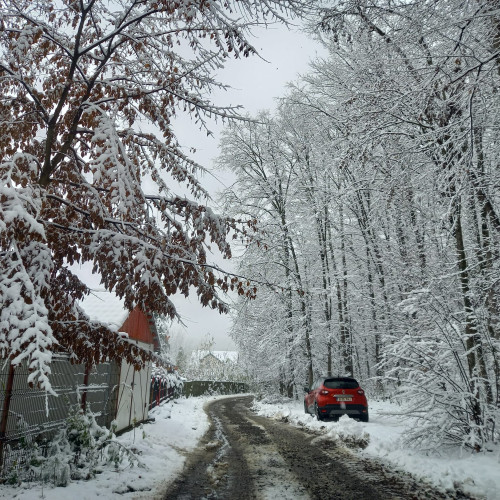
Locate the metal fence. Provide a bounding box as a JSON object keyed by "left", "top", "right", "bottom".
{"left": 0, "top": 356, "right": 243, "bottom": 480}
{"left": 182, "top": 380, "right": 248, "bottom": 398}
{"left": 149, "top": 377, "right": 174, "bottom": 410}
{"left": 0, "top": 353, "right": 120, "bottom": 476}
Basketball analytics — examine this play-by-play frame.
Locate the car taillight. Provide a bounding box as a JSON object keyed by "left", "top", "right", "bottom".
{"left": 320, "top": 390, "right": 329, "bottom": 395}
{"left": 357, "top": 389, "right": 365, "bottom": 395}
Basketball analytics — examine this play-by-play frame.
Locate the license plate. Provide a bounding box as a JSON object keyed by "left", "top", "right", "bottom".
{"left": 336, "top": 396, "right": 352, "bottom": 402}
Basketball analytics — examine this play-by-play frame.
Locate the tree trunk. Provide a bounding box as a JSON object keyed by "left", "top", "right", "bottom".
{"left": 454, "top": 203, "right": 487, "bottom": 440}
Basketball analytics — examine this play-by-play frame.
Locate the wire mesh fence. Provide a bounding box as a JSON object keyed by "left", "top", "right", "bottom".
{"left": 0, "top": 353, "right": 120, "bottom": 477}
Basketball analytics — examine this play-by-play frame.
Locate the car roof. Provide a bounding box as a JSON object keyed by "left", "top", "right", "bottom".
{"left": 322, "top": 376, "right": 358, "bottom": 382}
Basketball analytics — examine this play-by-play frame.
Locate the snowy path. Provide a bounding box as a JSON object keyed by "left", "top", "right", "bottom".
{"left": 163, "top": 396, "right": 475, "bottom": 500}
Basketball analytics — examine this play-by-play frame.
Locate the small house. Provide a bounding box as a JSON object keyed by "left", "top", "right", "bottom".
{"left": 114, "top": 306, "right": 160, "bottom": 432}
{"left": 80, "top": 292, "right": 161, "bottom": 432}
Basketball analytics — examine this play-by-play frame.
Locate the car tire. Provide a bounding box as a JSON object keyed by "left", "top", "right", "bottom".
{"left": 359, "top": 411, "right": 369, "bottom": 423}
{"left": 315, "top": 403, "right": 323, "bottom": 421}
{"left": 304, "top": 401, "right": 309, "bottom": 414}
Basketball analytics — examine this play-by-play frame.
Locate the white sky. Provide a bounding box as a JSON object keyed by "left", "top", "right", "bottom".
{"left": 171, "top": 23, "right": 325, "bottom": 351}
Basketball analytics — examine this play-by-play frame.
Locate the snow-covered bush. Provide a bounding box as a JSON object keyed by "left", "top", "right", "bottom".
{"left": 151, "top": 363, "right": 184, "bottom": 401}
{"left": 4, "top": 406, "right": 141, "bottom": 486}
{"left": 383, "top": 289, "right": 499, "bottom": 452}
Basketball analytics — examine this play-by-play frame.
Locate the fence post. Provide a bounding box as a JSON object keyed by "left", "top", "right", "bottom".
{"left": 0, "top": 362, "right": 15, "bottom": 469}
{"left": 81, "top": 362, "right": 90, "bottom": 412}
{"left": 127, "top": 368, "right": 135, "bottom": 428}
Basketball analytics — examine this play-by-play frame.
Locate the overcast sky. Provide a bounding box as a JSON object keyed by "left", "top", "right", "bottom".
{"left": 171, "top": 22, "right": 325, "bottom": 352}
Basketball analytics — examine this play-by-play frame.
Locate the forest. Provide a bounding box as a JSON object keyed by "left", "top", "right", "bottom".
{"left": 218, "top": 1, "right": 500, "bottom": 452}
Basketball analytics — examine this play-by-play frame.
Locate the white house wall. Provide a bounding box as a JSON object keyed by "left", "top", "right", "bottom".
{"left": 114, "top": 341, "right": 152, "bottom": 433}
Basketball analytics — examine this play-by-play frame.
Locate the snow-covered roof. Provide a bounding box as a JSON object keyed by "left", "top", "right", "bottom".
{"left": 191, "top": 350, "right": 239, "bottom": 364}
{"left": 79, "top": 290, "right": 128, "bottom": 332}
{"left": 79, "top": 290, "right": 160, "bottom": 350}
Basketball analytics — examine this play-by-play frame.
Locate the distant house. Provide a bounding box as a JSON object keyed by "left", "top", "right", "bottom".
{"left": 188, "top": 350, "right": 239, "bottom": 381}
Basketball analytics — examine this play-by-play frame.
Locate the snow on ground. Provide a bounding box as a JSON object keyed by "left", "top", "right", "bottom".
{"left": 3, "top": 395, "right": 500, "bottom": 499}
{"left": 0, "top": 396, "right": 213, "bottom": 500}
{"left": 253, "top": 398, "right": 500, "bottom": 500}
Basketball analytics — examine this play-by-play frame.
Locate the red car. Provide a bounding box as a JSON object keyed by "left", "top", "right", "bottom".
{"left": 304, "top": 376, "right": 369, "bottom": 422}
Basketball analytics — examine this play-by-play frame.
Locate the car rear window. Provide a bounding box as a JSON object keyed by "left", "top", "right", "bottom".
{"left": 324, "top": 379, "right": 359, "bottom": 389}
